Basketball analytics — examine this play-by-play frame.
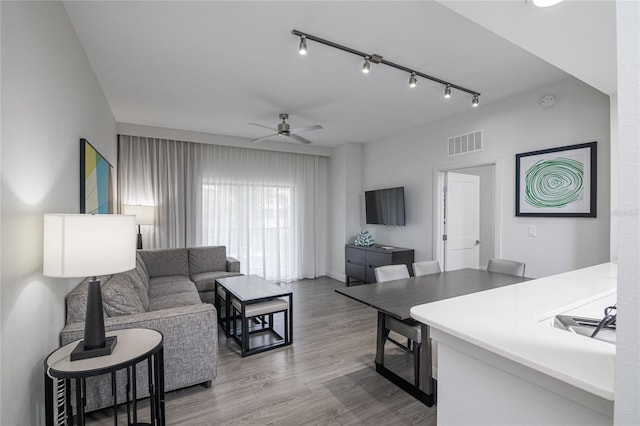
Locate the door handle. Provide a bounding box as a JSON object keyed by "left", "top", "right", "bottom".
{"left": 475, "top": 240, "right": 481, "bottom": 245}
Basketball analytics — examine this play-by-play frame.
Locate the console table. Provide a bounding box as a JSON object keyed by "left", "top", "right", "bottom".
{"left": 345, "top": 244, "right": 414, "bottom": 285}
{"left": 44, "top": 328, "right": 165, "bottom": 426}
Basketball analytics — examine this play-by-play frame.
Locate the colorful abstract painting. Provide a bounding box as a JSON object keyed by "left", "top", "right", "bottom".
{"left": 516, "top": 142, "right": 597, "bottom": 217}
{"left": 80, "top": 139, "right": 114, "bottom": 214}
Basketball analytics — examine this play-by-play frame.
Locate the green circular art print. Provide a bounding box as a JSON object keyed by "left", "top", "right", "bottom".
{"left": 524, "top": 157, "right": 584, "bottom": 208}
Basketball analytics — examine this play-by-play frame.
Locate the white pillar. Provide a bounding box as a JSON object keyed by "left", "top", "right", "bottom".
{"left": 614, "top": 1, "right": 640, "bottom": 425}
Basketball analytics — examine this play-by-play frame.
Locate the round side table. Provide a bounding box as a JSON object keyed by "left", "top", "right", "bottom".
{"left": 44, "top": 328, "right": 165, "bottom": 426}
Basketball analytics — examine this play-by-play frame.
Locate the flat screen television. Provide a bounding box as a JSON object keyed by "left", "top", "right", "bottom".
{"left": 365, "top": 187, "right": 406, "bottom": 226}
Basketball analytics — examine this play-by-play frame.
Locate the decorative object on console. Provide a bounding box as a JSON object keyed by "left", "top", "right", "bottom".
{"left": 123, "top": 204, "right": 155, "bottom": 249}
{"left": 80, "top": 139, "right": 114, "bottom": 214}
{"left": 293, "top": 29, "right": 481, "bottom": 107}
{"left": 43, "top": 214, "right": 136, "bottom": 360}
{"left": 516, "top": 142, "right": 597, "bottom": 217}
{"left": 354, "top": 230, "right": 374, "bottom": 247}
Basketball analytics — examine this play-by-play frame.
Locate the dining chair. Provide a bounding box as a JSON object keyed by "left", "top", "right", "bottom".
{"left": 412, "top": 260, "right": 441, "bottom": 277}
{"left": 374, "top": 264, "right": 410, "bottom": 282}
{"left": 487, "top": 258, "right": 526, "bottom": 277}
{"left": 373, "top": 264, "right": 422, "bottom": 386}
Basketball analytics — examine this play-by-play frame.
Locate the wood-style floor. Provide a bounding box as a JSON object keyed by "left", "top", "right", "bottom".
{"left": 85, "top": 276, "right": 436, "bottom": 425}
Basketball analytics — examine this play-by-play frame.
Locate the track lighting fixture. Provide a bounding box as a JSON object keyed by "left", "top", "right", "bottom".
{"left": 409, "top": 73, "right": 417, "bottom": 88}
{"left": 444, "top": 84, "right": 452, "bottom": 99}
{"left": 362, "top": 57, "right": 371, "bottom": 74}
{"left": 292, "top": 29, "right": 481, "bottom": 108}
{"left": 298, "top": 36, "right": 307, "bottom": 55}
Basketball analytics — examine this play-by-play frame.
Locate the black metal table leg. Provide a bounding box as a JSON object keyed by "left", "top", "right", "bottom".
{"left": 75, "top": 378, "right": 85, "bottom": 426}
{"left": 44, "top": 371, "right": 54, "bottom": 426}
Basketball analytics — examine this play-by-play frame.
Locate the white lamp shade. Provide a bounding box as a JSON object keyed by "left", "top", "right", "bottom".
{"left": 43, "top": 214, "right": 137, "bottom": 278}
{"left": 123, "top": 205, "right": 155, "bottom": 225}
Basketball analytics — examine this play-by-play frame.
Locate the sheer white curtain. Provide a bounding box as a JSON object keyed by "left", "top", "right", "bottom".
{"left": 118, "top": 135, "right": 189, "bottom": 248}
{"left": 119, "top": 135, "right": 323, "bottom": 281}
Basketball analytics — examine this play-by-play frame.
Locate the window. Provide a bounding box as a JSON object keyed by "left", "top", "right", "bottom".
{"left": 202, "top": 182, "right": 296, "bottom": 280}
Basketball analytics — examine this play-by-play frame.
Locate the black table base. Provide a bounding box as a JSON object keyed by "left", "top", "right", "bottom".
{"left": 375, "top": 363, "right": 435, "bottom": 406}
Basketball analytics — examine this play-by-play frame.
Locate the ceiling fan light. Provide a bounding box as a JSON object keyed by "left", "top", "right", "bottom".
{"left": 472, "top": 94, "right": 480, "bottom": 108}
{"left": 409, "top": 73, "right": 417, "bottom": 88}
{"left": 362, "top": 57, "right": 371, "bottom": 74}
{"left": 298, "top": 36, "right": 307, "bottom": 55}
{"left": 444, "top": 84, "right": 452, "bottom": 99}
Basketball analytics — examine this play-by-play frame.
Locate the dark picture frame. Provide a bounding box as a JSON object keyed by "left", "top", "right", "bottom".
{"left": 80, "top": 138, "right": 114, "bottom": 214}
{"left": 515, "top": 142, "right": 597, "bottom": 217}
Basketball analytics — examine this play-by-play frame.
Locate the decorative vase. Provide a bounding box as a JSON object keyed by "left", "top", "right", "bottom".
{"left": 354, "top": 230, "right": 374, "bottom": 247}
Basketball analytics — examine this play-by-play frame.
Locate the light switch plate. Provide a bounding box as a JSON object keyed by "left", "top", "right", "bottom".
{"left": 528, "top": 225, "right": 536, "bottom": 237}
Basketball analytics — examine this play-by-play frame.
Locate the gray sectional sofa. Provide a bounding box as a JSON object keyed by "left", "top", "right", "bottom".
{"left": 60, "top": 245, "right": 241, "bottom": 412}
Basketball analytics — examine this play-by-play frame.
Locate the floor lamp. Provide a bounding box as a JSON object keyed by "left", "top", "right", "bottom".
{"left": 123, "top": 205, "right": 154, "bottom": 249}
{"left": 43, "top": 214, "right": 136, "bottom": 360}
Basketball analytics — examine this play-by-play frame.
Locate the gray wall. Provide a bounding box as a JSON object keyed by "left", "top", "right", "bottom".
{"left": 356, "top": 77, "right": 610, "bottom": 278}
{"left": 1, "top": 2, "right": 116, "bottom": 424}
{"left": 327, "top": 143, "right": 362, "bottom": 281}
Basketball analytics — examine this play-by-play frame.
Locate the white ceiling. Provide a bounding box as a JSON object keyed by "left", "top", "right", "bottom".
{"left": 63, "top": 1, "right": 611, "bottom": 148}
{"left": 438, "top": 0, "right": 616, "bottom": 96}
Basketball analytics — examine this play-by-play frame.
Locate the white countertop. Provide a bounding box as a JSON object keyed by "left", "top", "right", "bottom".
{"left": 410, "top": 262, "right": 617, "bottom": 400}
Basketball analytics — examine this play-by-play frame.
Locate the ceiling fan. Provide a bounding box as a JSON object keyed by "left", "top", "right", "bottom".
{"left": 249, "top": 113, "right": 323, "bottom": 144}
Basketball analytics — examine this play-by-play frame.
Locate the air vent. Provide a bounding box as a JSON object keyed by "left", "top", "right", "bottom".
{"left": 447, "top": 130, "right": 483, "bottom": 157}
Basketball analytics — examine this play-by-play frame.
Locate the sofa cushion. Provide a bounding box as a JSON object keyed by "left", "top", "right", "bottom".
{"left": 191, "top": 271, "right": 243, "bottom": 292}
{"left": 65, "top": 275, "right": 111, "bottom": 324}
{"left": 121, "top": 269, "right": 149, "bottom": 311}
{"left": 139, "top": 248, "right": 189, "bottom": 278}
{"left": 188, "top": 246, "right": 227, "bottom": 275}
{"left": 148, "top": 292, "right": 202, "bottom": 311}
{"left": 102, "top": 274, "right": 145, "bottom": 317}
{"left": 149, "top": 276, "right": 197, "bottom": 298}
{"left": 135, "top": 252, "right": 150, "bottom": 290}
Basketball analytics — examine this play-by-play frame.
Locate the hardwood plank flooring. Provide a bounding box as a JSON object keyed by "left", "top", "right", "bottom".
{"left": 84, "top": 276, "right": 436, "bottom": 425}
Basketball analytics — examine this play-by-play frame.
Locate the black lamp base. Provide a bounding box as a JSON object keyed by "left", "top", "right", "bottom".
{"left": 72, "top": 278, "right": 116, "bottom": 361}
{"left": 70, "top": 336, "right": 118, "bottom": 361}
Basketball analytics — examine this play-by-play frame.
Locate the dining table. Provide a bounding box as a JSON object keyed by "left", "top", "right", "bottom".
{"left": 335, "top": 268, "right": 529, "bottom": 406}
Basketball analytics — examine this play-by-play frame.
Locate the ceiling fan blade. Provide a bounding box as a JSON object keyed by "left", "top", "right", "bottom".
{"left": 290, "top": 124, "right": 323, "bottom": 134}
{"left": 286, "top": 134, "right": 312, "bottom": 145}
{"left": 250, "top": 134, "right": 279, "bottom": 143}
{"left": 248, "top": 122, "right": 277, "bottom": 131}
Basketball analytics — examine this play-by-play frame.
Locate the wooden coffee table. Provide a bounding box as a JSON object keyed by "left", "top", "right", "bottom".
{"left": 215, "top": 275, "right": 293, "bottom": 356}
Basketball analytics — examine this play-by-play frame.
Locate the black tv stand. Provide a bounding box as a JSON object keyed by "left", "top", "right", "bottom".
{"left": 344, "top": 244, "right": 414, "bottom": 285}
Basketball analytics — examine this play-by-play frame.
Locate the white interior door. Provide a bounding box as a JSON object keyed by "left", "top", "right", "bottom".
{"left": 445, "top": 172, "right": 480, "bottom": 271}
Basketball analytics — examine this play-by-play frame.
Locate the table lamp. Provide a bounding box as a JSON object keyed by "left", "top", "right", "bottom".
{"left": 43, "top": 214, "right": 136, "bottom": 360}
{"left": 123, "top": 205, "right": 155, "bottom": 249}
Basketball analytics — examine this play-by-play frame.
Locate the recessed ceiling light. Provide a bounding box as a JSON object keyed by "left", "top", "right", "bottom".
{"left": 532, "top": 0, "right": 563, "bottom": 7}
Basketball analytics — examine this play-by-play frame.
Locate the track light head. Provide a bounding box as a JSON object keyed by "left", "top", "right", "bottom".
{"left": 362, "top": 57, "right": 371, "bottom": 74}
{"left": 299, "top": 36, "right": 307, "bottom": 55}
{"left": 472, "top": 94, "right": 480, "bottom": 107}
{"left": 444, "top": 84, "right": 452, "bottom": 99}
{"left": 409, "top": 73, "right": 417, "bottom": 88}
